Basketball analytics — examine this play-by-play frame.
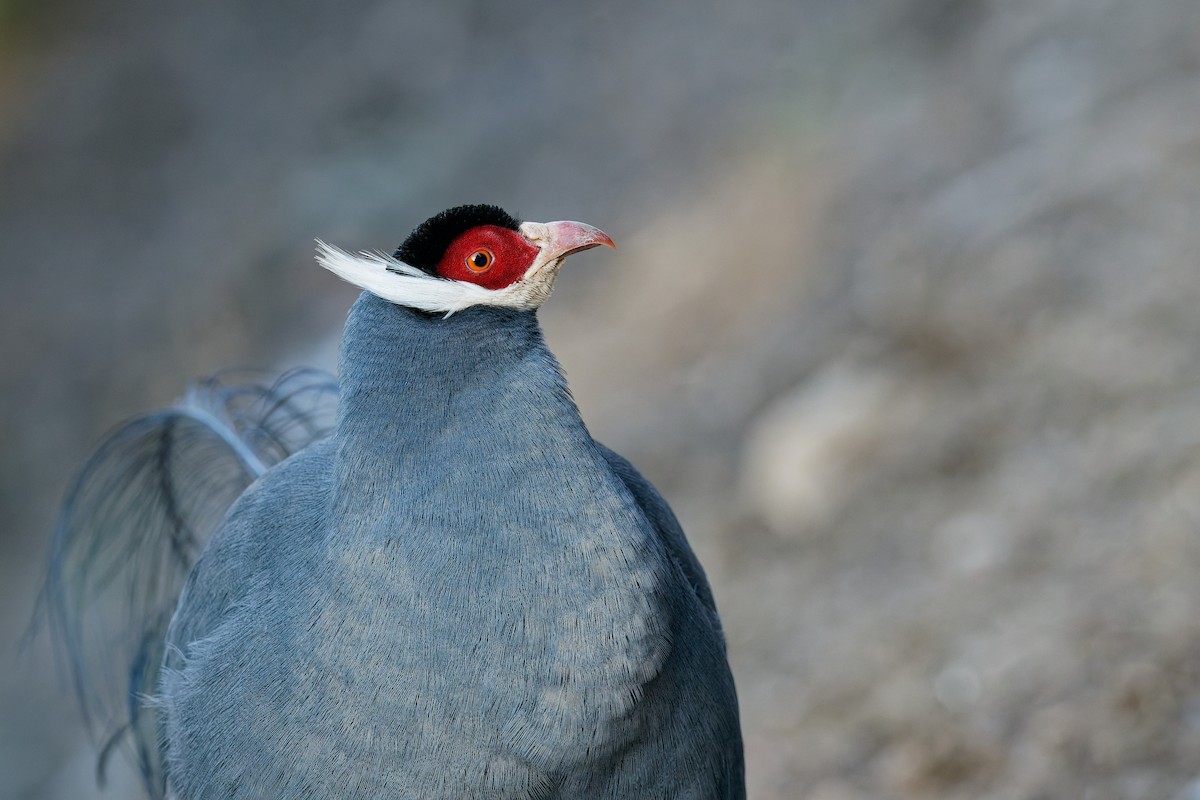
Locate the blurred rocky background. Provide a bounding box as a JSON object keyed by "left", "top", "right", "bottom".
{"left": 4, "top": 0, "right": 1200, "bottom": 797}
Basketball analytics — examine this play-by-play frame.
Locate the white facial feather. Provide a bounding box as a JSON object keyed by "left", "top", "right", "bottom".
{"left": 315, "top": 240, "right": 562, "bottom": 316}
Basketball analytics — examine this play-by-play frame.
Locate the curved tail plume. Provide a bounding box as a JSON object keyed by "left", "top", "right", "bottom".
{"left": 38, "top": 369, "right": 338, "bottom": 798}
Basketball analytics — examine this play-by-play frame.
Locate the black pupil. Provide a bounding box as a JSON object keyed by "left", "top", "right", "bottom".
{"left": 471, "top": 252, "right": 489, "bottom": 268}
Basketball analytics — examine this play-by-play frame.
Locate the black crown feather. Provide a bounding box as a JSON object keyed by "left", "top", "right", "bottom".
{"left": 395, "top": 204, "right": 521, "bottom": 274}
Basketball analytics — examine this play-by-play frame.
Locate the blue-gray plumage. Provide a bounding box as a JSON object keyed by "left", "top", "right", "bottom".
{"left": 44, "top": 206, "right": 744, "bottom": 799}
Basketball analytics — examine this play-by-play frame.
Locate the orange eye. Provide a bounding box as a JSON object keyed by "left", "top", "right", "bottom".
{"left": 466, "top": 249, "right": 493, "bottom": 273}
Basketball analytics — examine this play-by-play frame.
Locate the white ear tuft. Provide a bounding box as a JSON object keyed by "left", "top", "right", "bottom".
{"left": 315, "top": 241, "right": 498, "bottom": 316}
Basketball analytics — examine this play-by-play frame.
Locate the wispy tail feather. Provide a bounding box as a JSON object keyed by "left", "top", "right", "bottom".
{"left": 38, "top": 369, "right": 337, "bottom": 798}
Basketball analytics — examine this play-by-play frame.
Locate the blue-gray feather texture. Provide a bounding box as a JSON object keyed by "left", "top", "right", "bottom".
{"left": 58, "top": 292, "right": 744, "bottom": 798}
{"left": 40, "top": 370, "right": 337, "bottom": 796}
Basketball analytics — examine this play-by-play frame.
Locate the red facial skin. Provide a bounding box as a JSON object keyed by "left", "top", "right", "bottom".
{"left": 436, "top": 225, "right": 541, "bottom": 289}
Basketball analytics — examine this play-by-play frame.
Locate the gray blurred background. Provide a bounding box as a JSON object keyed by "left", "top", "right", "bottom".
{"left": 4, "top": 0, "right": 1200, "bottom": 797}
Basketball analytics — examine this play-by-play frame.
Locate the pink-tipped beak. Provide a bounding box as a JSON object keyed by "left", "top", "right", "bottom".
{"left": 539, "top": 220, "right": 617, "bottom": 260}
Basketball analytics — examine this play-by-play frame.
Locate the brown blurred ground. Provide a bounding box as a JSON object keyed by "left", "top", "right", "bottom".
{"left": 4, "top": 1, "right": 1200, "bottom": 798}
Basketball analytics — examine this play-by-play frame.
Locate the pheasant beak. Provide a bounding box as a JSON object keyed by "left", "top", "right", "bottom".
{"left": 519, "top": 220, "right": 616, "bottom": 265}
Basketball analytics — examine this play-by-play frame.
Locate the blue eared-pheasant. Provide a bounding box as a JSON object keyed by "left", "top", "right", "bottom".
{"left": 45, "top": 204, "right": 744, "bottom": 798}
